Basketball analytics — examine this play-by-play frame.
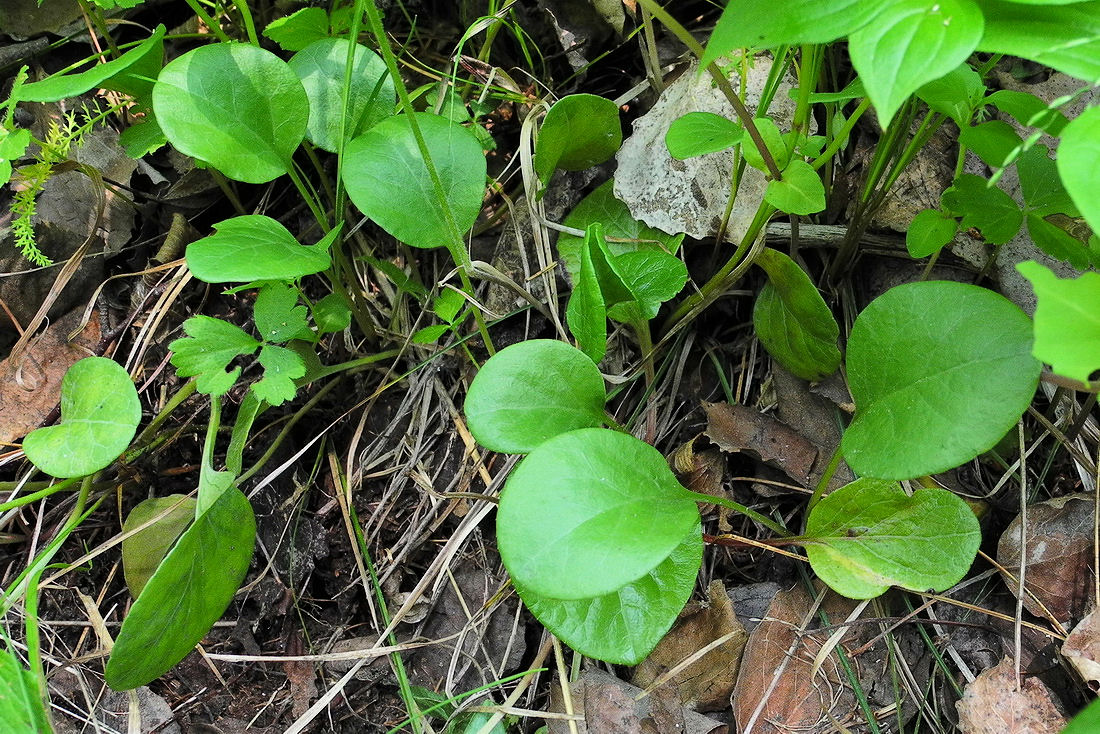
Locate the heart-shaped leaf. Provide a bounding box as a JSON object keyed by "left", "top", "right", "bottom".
{"left": 842, "top": 281, "right": 1040, "bottom": 479}
{"left": 535, "top": 94, "right": 621, "bottom": 185}
{"left": 122, "top": 495, "right": 197, "bottom": 599}
{"left": 185, "top": 215, "right": 334, "bottom": 283}
{"left": 752, "top": 247, "right": 840, "bottom": 380}
{"left": 1018, "top": 261, "right": 1100, "bottom": 384}
{"left": 849, "top": 0, "right": 983, "bottom": 127}
{"left": 805, "top": 478, "right": 980, "bottom": 598}
{"left": 497, "top": 428, "right": 699, "bottom": 600}
{"left": 465, "top": 340, "right": 606, "bottom": 454}
{"left": 106, "top": 486, "right": 256, "bottom": 690}
{"left": 288, "top": 38, "right": 394, "bottom": 152}
{"left": 343, "top": 112, "right": 486, "bottom": 248}
{"left": 23, "top": 357, "right": 141, "bottom": 479}
{"left": 153, "top": 43, "right": 308, "bottom": 183}
{"left": 517, "top": 525, "right": 702, "bottom": 665}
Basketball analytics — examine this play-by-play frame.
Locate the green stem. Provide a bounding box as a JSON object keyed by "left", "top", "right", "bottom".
{"left": 681, "top": 489, "right": 790, "bottom": 536}
{"left": 812, "top": 97, "right": 871, "bottom": 170}
{"left": 233, "top": 0, "right": 259, "bottom": 46}
{"left": 0, "top": 479, "right": 79, "bottom": 513}
{"left": 181, "top": 0, "right": 231, "bottom": 43}
{"left": 126, "top": 379, "right": 198, "bottom": 462}
{"left": 807, "top": 444, "right": 843, "bottom": 514}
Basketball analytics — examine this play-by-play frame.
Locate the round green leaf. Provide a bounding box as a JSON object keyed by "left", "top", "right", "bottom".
{"left": 343, "top": 113, "right": 486, "bottom": 248}
{"left": 465, "top": 340, "right": 606, "bottom": 454}
{"left": 906, "top": 208, "right": 958, "bottom": 258}
{"left": 122, "top": 494, "right": 197, "bottom": 599}
{"left": 764, "top": 159, "right": 826, "bottom": 215}
{"left": 535, "top": 94, "right": 621, "bottom": 184}
{"left": 805, "top": 478, "right": 980, "bottom": 599}
{"left": 24, "top": 357, "right": 141, "bottom": 479}
{"left": 1058, "top": 106, "right": 1100, "bottom": 236}
{"left": 106, "top": 486, "right": 256, "bottom": 690}
{"left": 752, "top": 247, "right": 840, "bottom": 380}
{"left": 153, "top": 43, "right": 308, "bottom": 183}
{"left": 849, "top": 0, "right": 983, "bottom": 127}
{"left": 517, "top": 525, "right": 701, "bottom": 664}
{"left": 842, "top": 281, "right": 1040, "bottom": 479}
{"left": 185, "top": 215, "right": 334, "bottom": 283}
{"left": 497, "top": 428, "right": 699, "bottom": 600}
{"left": 1018, "top": 261, "right": 1100, "bottom": 384}
{"left": 288, "top": 38, "right": 394, "bottom": 152}
{"left": 665, "top": 112, "right": 743, "bottom": 159}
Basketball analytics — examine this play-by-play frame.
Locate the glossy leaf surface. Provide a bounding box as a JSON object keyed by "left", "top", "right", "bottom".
{"left": 518, "top": 525, "right": 702, "bottom": 664}
{"left": 843, "top": 281, "right": 1040, "bottom": 479}
{"left": 535, "top": 94, "right": 621, "bottom": 184}
{"left": 106, "top": 486, "right": 255, "bottom": 690}
{"left": 806, "top": 479, "right": 980, "bottom": 598}
{"left": 497, "top": 428, "right": 699, "bottom": 600}
{"left": 153, "top": 44, "right": 308, "bottom": 183}
{"left": 343, "top": 113, "right": 485, "bottom": 248}
{"left": 978, "top": 0, "right": 1100, "bottom": 84}
{"left": 23, "top": 357, "right": 141, "bottom": 478}
{"left": 465, "top": 340, "right": 606, "bottom": 454}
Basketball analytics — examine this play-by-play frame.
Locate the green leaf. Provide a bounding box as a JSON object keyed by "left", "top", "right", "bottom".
{"left": 916, "top": 62, "right": 985, "bottom": 124}
{"left": 343, "top": 113, "right": 486, "bottom": 248}
{"left": 1018, "top": 261, "right": 1100, "bottom": 384}
{"left": 0, "top": 647, "right": 50, "bottom": 733}
{"left": 288, "top": 38, "right": 394, "bottom": 153}
{"left": 517, "top": 525, "right": 701, "bottom": 665}
{"left": 411, "top": 324, "right": 450, "bottom": 344}
{"left": 432, "top": 288, "right": 465, "bottom": 324}
{"left": 566, "top": 225, "right": 608, "bottom": 363}
{"left": 153, "top": 43, "right": 308, "bottom": 183}
{"left": 1057, "top": 106, "right": 1100, "bottom": 235}
{"left": 105, "top": 486, "right": 256, "bottom": 690}
{"left": 534, "top": 94, "right": 621, "bottom": 185}
{"left": 805, "top": 479, "right": 980, "bottom": 598}
{"left": 465, "top": 340, "right": 606, "bottom": 454}
{"left": 1017, "top": 145, "right": 1075, "bottom": 214}
{"left": 557, "top": 180, "right": 684, "bottom": 281}
{"left": 906, "top": 208, "right": 959, "bottom": 258}
{"left": 752, "top": 248, "right": 841, "bottom": 380}
{"left": 842, "top": 281, "right": 1040, "bottom": 479}
{"left": 0, "top": 128, "right": 30, "bottom": 160}
{"left": 959, "top": 120, "right": 1022, "bottom": 168}
{"left": 665, "top": 111, "right": 743, "bottom": 159}
{"left": 1064, "top": 698, "right": 1100, "bottom": 734}
{"left": 849, "top": 0, "right": 983, "bottom": 127}
{"left": 252, "top": 344, "right": 306, "bottom": 406}
{"left": 497, "top": 428, "right": 699, "bottom": 600}
{"left": 740, "top": 117, "right": 789, "bottom": 172}
{"left": 312, "top": 293, "right": 351, "bottom": 334}
{"left": 186, "top": 216, "right": 334, "bottom": 283}
{"left": 169, "top": 316, "right": 260, "bottom": 397}
{"left": 119, "top": 116, "right": 167, "bottom": 158}
{"left": 254, "top": 282, "right": 311, "bottom": 343}
{"left": 765, "top": 159, "right": 826, "bottom": 215}
{"left": 941, "top": 174, "right": 1023, "bottom": 244}
{"left": 263, "top": 7, "right": 330, "bottom": 52}
{"left": 1026, "top": 214, "right": 1093, "bottom": 269}
{"left": 701, "top": 0, "right": 890, "bottom": 60}
{"left": 603, "top": 247, "right": 688, "bottom": 322}
{"left": 122, "top": 495, "right": 197, "bottom": 599}
{"left": 16, "top": 26, "right": 165, "bottom": 103}
{"left": 977, "top": 0, "right": 1100, "bottom": 84}
{"left": 23, "top": 357, "right": 141, "bottom": 479}
{"left": 985, "top": 90, "right": 1067, "bottom": 134}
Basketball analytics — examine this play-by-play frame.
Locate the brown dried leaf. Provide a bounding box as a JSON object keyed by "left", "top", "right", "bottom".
{"left": 956, "top": 656, "right": 1066, "bottom": 734}
{"left": 548, "top": 669, "right": 727, "bottom": 734}
{"left": 732, "top": 584, "right": 858, "bottom": 734}
{"left": 0, "top": 305, "right": 101, "bottom": 445}
{"left": 633, "top": 579, "right": 748, "bottom": 712}
{"left": 997, "top": 493, "right": 1095, "bottom": 624}
{"left": 1062, "top": 606, "right": 1100, "bottom": 692}
{"left": 704, "top": 402, "right": 821, "bottom": 488}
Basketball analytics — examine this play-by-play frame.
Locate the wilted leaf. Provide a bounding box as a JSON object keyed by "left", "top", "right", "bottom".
{"left": 956, "top": 656, "right": 1066, "bottom": 734}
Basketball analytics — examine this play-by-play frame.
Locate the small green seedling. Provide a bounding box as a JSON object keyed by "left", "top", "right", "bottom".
{"left": 534, "top": 93, "right": 622, "bottom": 188}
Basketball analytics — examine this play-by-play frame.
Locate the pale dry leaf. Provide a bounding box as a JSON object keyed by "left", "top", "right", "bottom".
{"left": 956, "top": 656, "right": 1066, "bottom": 734}
{"left": 1062, "top": 606, "right": 1100, "bottom": 692}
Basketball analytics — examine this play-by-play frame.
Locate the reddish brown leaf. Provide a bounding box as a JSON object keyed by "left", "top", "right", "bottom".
{"left": 957, "top": 656, "right": 1066, "bottom": 734}
{"left": 704, "top": 402, "right": 820, "bottom": 488}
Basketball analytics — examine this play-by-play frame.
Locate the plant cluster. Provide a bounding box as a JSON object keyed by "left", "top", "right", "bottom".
{"left": 2, "top": 0, "right": 1100, "bottom": 731}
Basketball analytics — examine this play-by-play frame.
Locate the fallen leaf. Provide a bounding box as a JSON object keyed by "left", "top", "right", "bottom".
{"left": 1062, "top": 606, "right": 1100, "bottom": 692}
{"left": 0, "top": 305, "right": 101, "bottom": 446}
{"left": 956, "top": 656, "right": 1066, "bottom": 734}
{"left": 633, "top": 579, "right": 748, "bottom": 712}
{"left": 704, "top": 402, "right": 822, "bottom": 489}
{"left": 997, "top": 493, "right": 1095, "bottom": 624}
